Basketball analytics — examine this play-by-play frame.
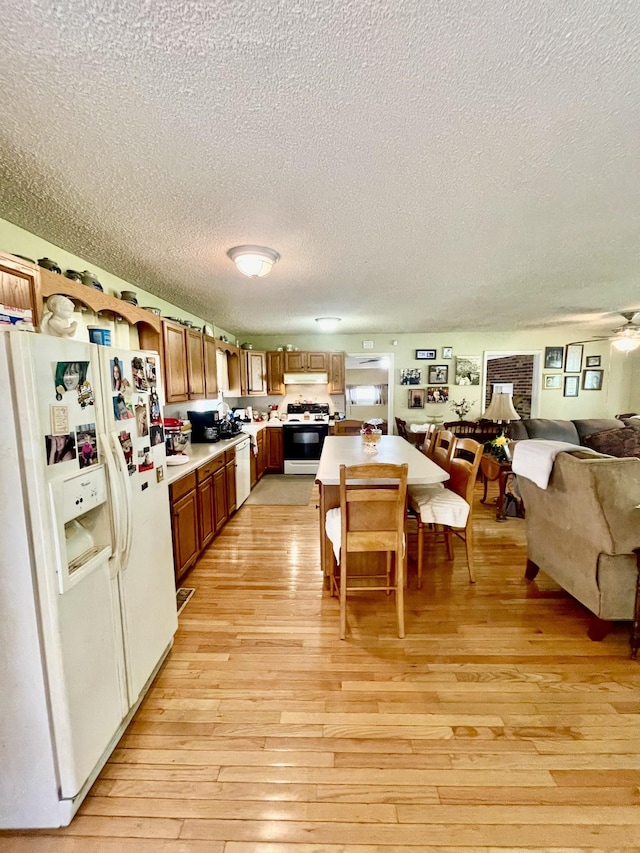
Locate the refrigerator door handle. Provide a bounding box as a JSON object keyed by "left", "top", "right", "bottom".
{"left": 110, "top": 431, "right": 134, "bottom": 572}
{"left": 100, "top": 432, "right": 126, "bottom": 573}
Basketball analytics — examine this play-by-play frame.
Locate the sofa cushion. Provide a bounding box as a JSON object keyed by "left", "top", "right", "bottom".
{"left": 583, "top": 427, "right": 640, "bottom": 458}
{"left": 572, "top": 418, "right": 625, "bottom": 441}
{"left": 622, "top": 416, "right": 640, "bottom": 432}
{"left": 522, "top": 418, "right": 580, "bottom": 443}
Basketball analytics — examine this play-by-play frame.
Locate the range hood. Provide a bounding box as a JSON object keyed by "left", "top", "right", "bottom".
{"left": 283, "top": 372, "right": 329, "bottom": 385}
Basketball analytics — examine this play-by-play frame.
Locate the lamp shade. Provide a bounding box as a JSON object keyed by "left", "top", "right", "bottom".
{"left": 612, "top": 336, "right": 640, "bottom": 352}
{"left": 483, "top": 391, "right": 521, "bottom": 422}
{"left": 227, "top": 245, "right": 280, "bottom": 278}
{"left": 315, "top": 317, "right": 341, "bottom": 332}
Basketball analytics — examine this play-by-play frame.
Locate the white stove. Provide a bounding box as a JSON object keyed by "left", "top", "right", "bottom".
{"left": 283, "top": 405, "right": 330, "bottom": 473}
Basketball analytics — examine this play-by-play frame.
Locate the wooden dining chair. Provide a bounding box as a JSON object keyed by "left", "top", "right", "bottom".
{"left": 431, "top": 429, "right": 456, "bottom": 470}
{"left": 395, "top": 417, "right": 409, "bottom": 441}
{"left": 334, "top": 419, "right": 363, "bottom": 436}
{"left": 418, "top": 423, "right": 437, "bottom": 456}
{"left": 408, "top": 438, "right": 483, "bottom": 587}
{"left": 325, "top": 462, "right": 409, "bottom": 639}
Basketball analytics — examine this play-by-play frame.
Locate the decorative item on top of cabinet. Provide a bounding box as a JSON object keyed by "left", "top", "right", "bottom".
{"left": 266, "top": 351, "right": 285, "bottom": 395}
{"left": 0, "top": 251, "right": 42, "bottom": 329}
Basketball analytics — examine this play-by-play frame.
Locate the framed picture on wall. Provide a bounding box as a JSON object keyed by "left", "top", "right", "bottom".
{"left": 428, "top": 364, "right": 448, "bottom": 384}
{"left": 455, "top": 355, "right": 481, "bottom": 385}
{"left": 543, "top": 374, "right": 562, "bottom": 389}
{"left": 442, "top": 346, "right": 453, "bottom": 359}
{"left": 544, "top": 346, "right": 564, "bottom": 369}
{"left": 583, "top": 369, "right": 603, "bottom": 390}
{"left": 585, "top": 355, "right": 601, "bottom": 367}
{"left": 563, "top": 375, "right": 580, "bottom": 397}
{"left": 427, "top": 386, "right": 449, "bottom": 403}
{"left": 415, "top": 349, "right": 436, "bottom": 360}
{"left": 408, "top": 388, "right": 425, "bottom": 408}
{"left": 564, "top": 344, "right": 583, "bottom": 373}
{"left": 400, "top": 368, "right": 422, "bottom": 385}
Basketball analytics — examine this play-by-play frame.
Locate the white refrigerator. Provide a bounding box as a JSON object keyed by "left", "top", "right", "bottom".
{"left": 0, "top": 330, "right": 178, "bottom": 828}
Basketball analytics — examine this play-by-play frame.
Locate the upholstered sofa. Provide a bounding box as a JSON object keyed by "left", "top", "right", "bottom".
{"left": 516, "top": 450, "right": 640, "bottom": 639}
{"left": 509, "top": 417, "right": 625, "bottom": 444}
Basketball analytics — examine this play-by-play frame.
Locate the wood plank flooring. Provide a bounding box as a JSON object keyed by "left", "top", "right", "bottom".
{"left": 3, "top": 480, "right": 640, "bottom": 852}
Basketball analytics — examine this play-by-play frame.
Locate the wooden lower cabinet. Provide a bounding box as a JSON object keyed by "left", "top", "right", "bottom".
{"left": 256, "top": 430, "right": 266, "bottom": 481}
{"left": 265, "top": 427, "right": 283, "bottom": 473}
{"left": 170, "top": 472, "right": 199, "bottom": 583}
{"left": 170, "top": 448, "right": 240, "bottom": 583}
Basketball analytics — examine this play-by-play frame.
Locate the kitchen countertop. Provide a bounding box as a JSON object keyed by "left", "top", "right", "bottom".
{"left": 165, "top": 428, "right": 262, "bottom": 486}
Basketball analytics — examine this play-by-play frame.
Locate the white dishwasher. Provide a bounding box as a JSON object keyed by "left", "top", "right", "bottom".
{"left": 235, "top": 436, "right": 251, "bottom": 507}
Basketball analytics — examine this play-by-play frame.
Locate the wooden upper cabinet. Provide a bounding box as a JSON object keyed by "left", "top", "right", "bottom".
{"left": 162, "top": 320, "right": 189, "bottom": 403}
{"left": 246, "top": 351, "right": 266, "bottom": 395}
{"left": 0, "top": 252, "right": 42, "bottom": 328}
{"left": 215, "top": 341, "right": 242, "bottom": 396}
{"left": 283, "top": 351, "right": 306, "bottom": 372}
{"left": 283, "top": 351, "right": 329, "bottom": 373}
{"left": 306, "top": 351, "right": 329, "bottom": 372}
{"left": 186, "top": 329, "right": 205, "bottom": 399}
{"left": 266, "top": 351, "right": 284, "bottom": 395}
{"left": 329, "top": 352, "right": 345, "bottom": 394}
{"left": 203, "top": 334, "right": 218, "bottom": 399}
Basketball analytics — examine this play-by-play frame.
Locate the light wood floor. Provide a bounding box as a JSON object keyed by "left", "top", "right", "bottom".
{"left": 3, "top": 481, "right": 640, "bottom": 852}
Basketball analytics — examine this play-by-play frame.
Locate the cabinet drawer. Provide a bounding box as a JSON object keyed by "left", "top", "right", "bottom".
{"left": 197, "top": 454, "right": 225, "bottom": 482}
{"left": 170, "top": 471, "right": 197, "bottom": 501}
{"left": 225, "top": 448, "right": 236, "bottom": 464}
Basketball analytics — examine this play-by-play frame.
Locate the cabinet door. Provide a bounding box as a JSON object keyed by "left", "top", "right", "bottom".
{"left": 197, "top": 476, "right": 215, "bottom": 549}
{"left": 328, "top": 352, "right": 345, "bottom": 394}
{"left": 250, "top": 446, "right": 257, "bottom": 489}
{"left": 162, "top": 321, "right": 189, "bottom": 403}
{"left": 284, "top": 351, "right": 306, "bottom": 372}
{"left": 186, "top": 329, "right": 205, "bottom": 399}
{"left": 257, "top": 432, "right": 266, "bottom": 481}
{"left": 266, "top": 428, "right": 284, "bottom": 473}
{"left": 203, "top": 334, "right": 219, "bottom": 398}
{"left": 213, "top": 467, "right": 228, "bottom": 532}
{"left": 266, "top": 351, "right": 284, "bottom": 395}
{"left": 0, "top": 252, "right": 41, "bottom": 328}
{"left": 171, "top": 489, "right": 199, "bottom": 582}
{"left": 307, "top": 351, "right": 328, "bottom": 372}
{"left": 226, "top": 458, "right": 237, "bottom": 515}
{"left": 247, "top": 351, "right": 266, "bottom": 395}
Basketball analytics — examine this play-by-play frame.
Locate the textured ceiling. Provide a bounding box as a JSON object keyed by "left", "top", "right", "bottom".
{"left": 1, "top": 0, "right": 639, "bottom": 336}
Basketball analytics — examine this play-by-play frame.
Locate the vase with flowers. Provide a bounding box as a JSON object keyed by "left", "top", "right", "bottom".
{"left": 449, "top": 397, "right": 474, "bottom": 420}
{"left": 484, "top": 432, "right": 510, "bottom": 462}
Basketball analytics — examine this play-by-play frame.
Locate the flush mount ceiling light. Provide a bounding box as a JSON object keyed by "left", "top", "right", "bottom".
{"left": 227, "top": 245, "right": 280, "bottom": 278}
{"left": 315, "top": 317, "right": 341, "bottom": 332}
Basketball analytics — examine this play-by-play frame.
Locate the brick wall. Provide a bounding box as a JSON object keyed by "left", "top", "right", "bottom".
{"left": 486, "top": 355, "right": 534, "bottom": 418}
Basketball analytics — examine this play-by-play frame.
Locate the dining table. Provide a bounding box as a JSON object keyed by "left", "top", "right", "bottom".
{"left": 316, "top": 435, "right": 449, "bottom": 581}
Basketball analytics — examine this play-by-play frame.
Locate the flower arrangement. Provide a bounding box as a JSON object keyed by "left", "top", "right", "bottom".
{"left": 485, "top": 432, "right": 510, "bottom": 462}
{"left": 449, "top": 397, "right": 474, "bottom": 420}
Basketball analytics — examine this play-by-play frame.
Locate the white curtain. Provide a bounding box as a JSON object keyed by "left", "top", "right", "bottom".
{"left": 346, "top": 384, "right": 387, "bottom": 405}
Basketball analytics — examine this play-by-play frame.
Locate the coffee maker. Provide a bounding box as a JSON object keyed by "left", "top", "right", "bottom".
{"left": 187, "top": 410, "right": 221, "bottom": 443}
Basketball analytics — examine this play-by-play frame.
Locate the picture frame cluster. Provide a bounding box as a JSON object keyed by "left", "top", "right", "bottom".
{"left": 543, "top": 345, "right": 604, "bottom": 397}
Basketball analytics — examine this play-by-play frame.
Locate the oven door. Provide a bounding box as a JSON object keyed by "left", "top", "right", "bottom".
{"left": 283, "top": 424, "right": 329, "bottom": 462}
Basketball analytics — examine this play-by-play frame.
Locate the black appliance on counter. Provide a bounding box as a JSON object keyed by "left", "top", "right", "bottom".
{"left": 187, "top": 410, "right": 221, "bottom": 443}
{"left": 219, "top": 416, "right": 243, "bottom": 439}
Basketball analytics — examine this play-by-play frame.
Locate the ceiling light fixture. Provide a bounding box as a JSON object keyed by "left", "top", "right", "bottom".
{"left": 612, "top": 336, "right": 640, "bottom": 352}
{"left": 315, "top": 317, "right": 341, "bottom": 332}
{"left": 227, "top": 245, "right": 280, "bottom": 278}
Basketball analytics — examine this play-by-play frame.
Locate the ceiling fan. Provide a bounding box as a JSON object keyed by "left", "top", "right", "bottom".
{"left": 570, "top": 311, "right": 640, "bottom": 352}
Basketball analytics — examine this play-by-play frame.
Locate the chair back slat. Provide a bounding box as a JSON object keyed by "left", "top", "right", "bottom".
{"left": 395, "top": 417, "right": 409, "bottom": 440}
{"left": 447, "top": 438, "right": 483, "bottom": 503}
{"left": 432, "top": 429, "right": 456, "bottom": 470}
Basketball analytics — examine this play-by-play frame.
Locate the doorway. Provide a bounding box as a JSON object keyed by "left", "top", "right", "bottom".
{"left": 482, "top": 351, "right": 541, "bottom": 418}
{"left": 345, "top": 353, "right": 394, "bottom": 431}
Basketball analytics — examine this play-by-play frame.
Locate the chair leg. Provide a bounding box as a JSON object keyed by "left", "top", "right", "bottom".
{"left": 386, "top": 551, "right": 392, "bottom": 595}
{"left": 417, "top": 518, "right": 424, "bottom": 589}
{"left": 396, "top": 548, "right": 405, "bottom": 638}
{"left": 464, "top": 523, "right": 476, "bottom": 583}
{"left": 444, "top": 526, "right": 454, "bottom": 561}
{"left": 339, "top": 555, "right": 347, "bottom": 640}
